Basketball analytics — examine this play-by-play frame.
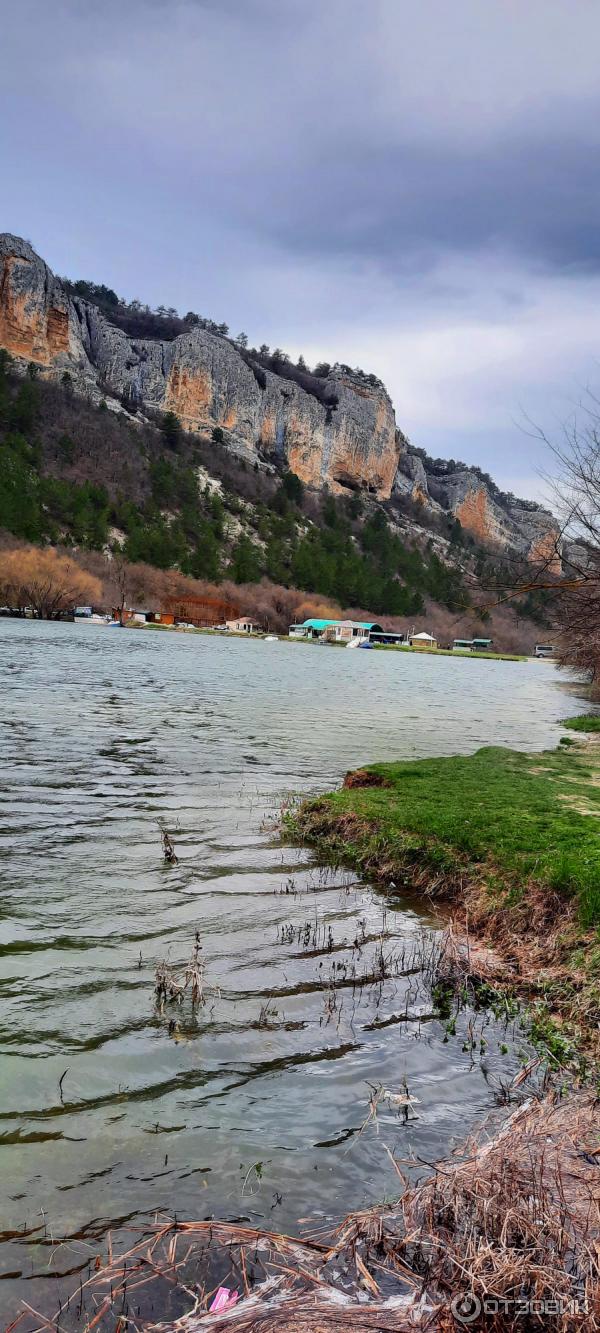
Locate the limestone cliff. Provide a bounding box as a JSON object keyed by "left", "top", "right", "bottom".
{"left": 0, "top": 232, "right": 560, "bottom": 560}
{"left": 394, "top": 449, "right": 560, "bottom": 567}
{"left": 0, "top": 234, "right": 73, "bottom": 367}
{"left": 0, "top": 234, "right": 398, "bottom": 499}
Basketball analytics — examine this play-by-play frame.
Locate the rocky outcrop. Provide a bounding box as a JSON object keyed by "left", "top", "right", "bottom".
{"left": 0, "top": 234, "right": 399, "bottom": 499}
{"left": 392, "top": 446, "right": 430, "bottom": 506}
{"left": 0, "top": 232, "right": 561, "bottom": 559}
{"left": 0, "top": 234, "right": 73, "bottom": 367}
{"left": 395, "top": 450, "right": 561, "bottom": 567}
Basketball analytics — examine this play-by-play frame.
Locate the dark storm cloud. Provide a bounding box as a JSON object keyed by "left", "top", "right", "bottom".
{"left": 3, "top": 0, "right": 600, "bottom": 278}
{"left": 237, "top": 132, "right": 600, "bottom": 274}
{"left": 2, "top": 0, "right": 600, "bottom": 494}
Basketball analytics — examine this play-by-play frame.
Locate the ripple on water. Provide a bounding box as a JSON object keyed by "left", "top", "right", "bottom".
{"left": 0, "top": 620, "right": 583, "bottom": 1318}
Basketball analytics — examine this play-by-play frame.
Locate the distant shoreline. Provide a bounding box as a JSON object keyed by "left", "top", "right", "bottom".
{"left": 118, "top": 620, "right": 530, "bottom": 660}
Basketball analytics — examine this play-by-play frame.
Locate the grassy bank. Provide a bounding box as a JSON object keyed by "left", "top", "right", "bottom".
{"left": 373, "top": 643, "right": 526, "bottom": 661}
{"left": 286, "top": 721, "right": 600, "bottom": 1061}
{"left": 563, "top": 712, "right": 600, "bottom": 733}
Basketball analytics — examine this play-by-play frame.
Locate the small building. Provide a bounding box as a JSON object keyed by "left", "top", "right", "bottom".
{"left": 226, "top": 618, "right": 260, "bottom": 634}
{"left": 326, "top": 620, "right": 383, "bottom": 643}
{"left": 369, "top": 629, "right": 406, "bottom": 646}
{"left": 114, "top": 607, "right": 172, "bottom": 625}
{"left": 453, "top": 637, "right": 493, "bottom": 653}
{"left": 288, "top": 618, "right": 384, "bottom": 642}
{"left": 163, "top": 594, "right": 239, "bottom": 628}
{"left": 289, "top": 618, "right": 339, "bottom": 639}
{"left": 410, "top": 631, "right": 438, "bottom": 650}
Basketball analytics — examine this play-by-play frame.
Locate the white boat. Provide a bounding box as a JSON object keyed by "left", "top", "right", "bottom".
{"left": 74, "top": 613, "right": 109, "bottom": 625}
{"left": 264, "top": 635, "right": 278, "bottom": 641}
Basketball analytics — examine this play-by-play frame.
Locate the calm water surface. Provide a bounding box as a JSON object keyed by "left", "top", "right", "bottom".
{"left": 0, "top": 621, "right": 584, "bottom": 1318}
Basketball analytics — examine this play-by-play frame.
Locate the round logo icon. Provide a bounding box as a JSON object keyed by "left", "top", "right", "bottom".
{"left": 450, "top": 1293, "right": 482, "bottom": 1324}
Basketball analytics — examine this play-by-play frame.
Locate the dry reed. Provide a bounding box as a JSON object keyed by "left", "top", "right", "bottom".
{"left": 14, "top": 1093, "right": 598, "bottom": 1331}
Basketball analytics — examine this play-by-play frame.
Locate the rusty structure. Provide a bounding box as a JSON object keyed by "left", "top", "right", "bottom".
{"left": 163, "top": 594, "right": 240, "bottom": 628}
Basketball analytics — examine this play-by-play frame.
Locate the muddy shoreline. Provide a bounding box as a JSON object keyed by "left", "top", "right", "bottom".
{"left": 287, "top": 736, "right": 600, "bottom": 1067}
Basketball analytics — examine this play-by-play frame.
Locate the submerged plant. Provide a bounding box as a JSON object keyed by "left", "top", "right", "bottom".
{"left": 158, "top": 820, "right": 179, "bottom": 864}
{"left": 155, "top": 932, "right": 220, "bottom": 1012}
{"left": 257, "top": 997, "right": 279, "bottom": 1028}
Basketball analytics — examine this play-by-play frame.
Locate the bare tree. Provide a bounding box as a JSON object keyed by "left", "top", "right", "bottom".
{"left": 537, "top": 400, "right": 600, "bottom": 680}
{"left": 110, "top": 554, "right": 147, "bottom": 623}
{"left": 0, "top": 548, "right": 102, "bottom": 619}
{"left": 472, "top": 396, "right": 600, "bottom": 681}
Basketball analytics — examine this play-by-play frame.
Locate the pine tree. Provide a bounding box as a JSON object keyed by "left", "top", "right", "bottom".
{"left": 162, "top": 411, "right": 181, "bottom": 448}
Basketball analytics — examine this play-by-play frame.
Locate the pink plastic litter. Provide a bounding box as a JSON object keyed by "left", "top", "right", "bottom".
{"left": 209, "top": 1285, "right": 239, "bottom": 1312}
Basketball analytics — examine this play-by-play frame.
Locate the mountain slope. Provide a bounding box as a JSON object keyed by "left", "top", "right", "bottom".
{"left": 0, "top": 231, "right": 559, "bottom": 568}
{"left": 0, "top": 234, "right": 397, "bottom": 498}
{"left": 0, "top": 354, "right": 470, "bottom": 619}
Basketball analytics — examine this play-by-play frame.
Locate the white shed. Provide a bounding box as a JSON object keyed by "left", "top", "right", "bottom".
{"left": 410, "top": 631, "right": 438, "bottom": 650}
{"left": 226, "top": 618, "right": 259, "bottom": 634}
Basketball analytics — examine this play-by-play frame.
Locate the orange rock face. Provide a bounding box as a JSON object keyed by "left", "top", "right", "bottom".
{"left": 285, "top": 410, "right": 323, "bottom": 487}
{"left": 528, "top": 528, "right": 561, "bottom": 573}
{"left": 46, "top": 307, "right": 70, "bottom": 357}
{"left": 0, "top": 254, "right": 69, "bottom": 365}
{"left": 453, "top": 482, "right": 561, "bottom": 563}
{"left": 164, "top": 366, "right": 213, "bottom": 428}
{"left": 456, "top": 487, "right": 497, "bottom": 544}
{"left": 259, "top": 411, "right": 278, "bottom": 448}
{"left": 0, "top": 235, "right": 403, "bottom": 499}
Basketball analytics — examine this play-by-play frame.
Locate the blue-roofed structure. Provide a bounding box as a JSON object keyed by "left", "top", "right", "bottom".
{"left": 300, "top": 618, "right": 340, "bottom": 631}
{"left": 288, "top": 617, "right": 386, "bottom": 642}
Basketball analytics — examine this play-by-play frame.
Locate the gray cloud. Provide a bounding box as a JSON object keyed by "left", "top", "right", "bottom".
{"left": 2, "top": 0, "right": 600, "bottom": 495}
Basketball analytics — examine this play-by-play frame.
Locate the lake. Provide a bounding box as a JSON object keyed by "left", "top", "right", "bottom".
{"left": 0, "top": 621, "right": 582, "bottom": 1319}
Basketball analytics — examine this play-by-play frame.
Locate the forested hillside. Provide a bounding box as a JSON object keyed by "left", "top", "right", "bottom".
{"left": 0, "top": 349, "right": 555, "bottom": 646}
{"left": 0, "top": 351, "right": 471, "bottom": 614}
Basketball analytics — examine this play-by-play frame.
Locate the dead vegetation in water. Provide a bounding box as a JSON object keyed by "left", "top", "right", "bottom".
{"left": 155, "top": 933, "right": 220, "bottom": 1013}
{"left": 353, "top": 1079, "right": 421, "bottom": 1146}
{"left": 159, "top": 821, "right": 179, "bottom": 865}
{"left": 15, "top": 1093, "right": 599, "bottom": 1331}
{"left": 289, "top": 800, "right": 600, "bottom": 1060}
{"left": 13, "top": 912, "right": 597, "bottom": 1330}
{"left": 398, "top": 1090, "right": 600, "bottom": 1329}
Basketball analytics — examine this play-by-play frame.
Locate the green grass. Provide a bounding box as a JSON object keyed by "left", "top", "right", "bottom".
{"left": 291, "top": 744, "right": 600, "bottom": 926}
{"left": 372, "top": 645, "right": 525, "bottom": 661}
{"left": 562, "top": 713, "right": 600, "bottom": 733}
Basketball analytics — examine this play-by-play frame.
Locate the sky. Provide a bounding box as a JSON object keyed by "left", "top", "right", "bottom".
{"left": 2, "top": 0, "right": 600, "bottom": 501}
